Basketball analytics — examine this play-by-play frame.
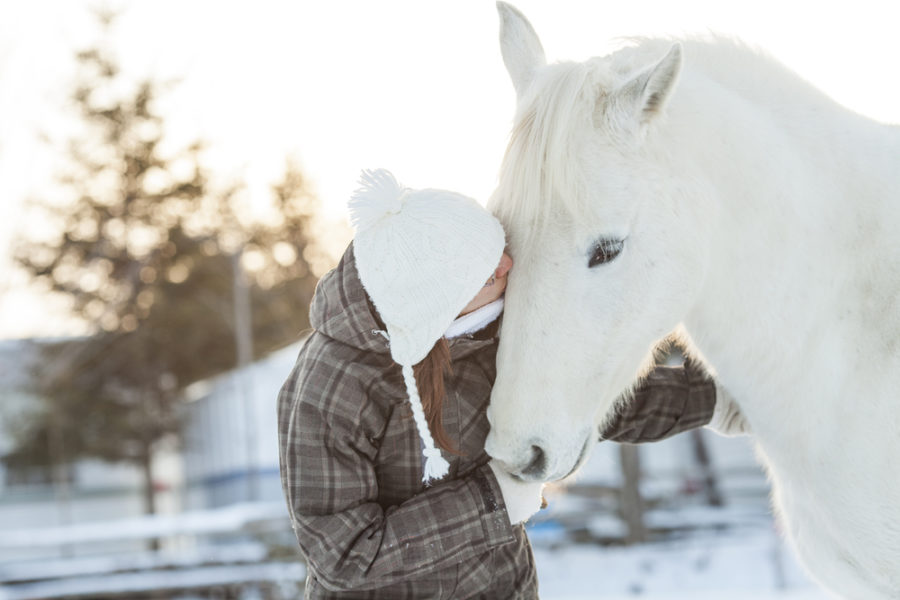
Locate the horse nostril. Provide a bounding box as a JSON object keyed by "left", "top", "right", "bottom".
{"left": 521, "top": 445, "right": 546, "bottom": 478}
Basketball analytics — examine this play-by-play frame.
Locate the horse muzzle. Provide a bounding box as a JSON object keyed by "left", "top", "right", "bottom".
{"left": 485, "top": 431, "right": 592, "bottom": 482}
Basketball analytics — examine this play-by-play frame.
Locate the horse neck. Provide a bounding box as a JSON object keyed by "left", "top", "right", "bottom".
{"left": 664, "top": 66, "right": 900, "bottom": 406}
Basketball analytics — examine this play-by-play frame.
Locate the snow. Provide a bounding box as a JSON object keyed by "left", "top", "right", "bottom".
{"left": 0, "top": 501, "right": 287, "bottom": 549}
{"left": 522, "top": 432, "right": 831, "bottom": 599}
{"left": 0, "top": 412, "right": 835, "bottom": 598}
{"left": 0, "top": 544, "right": 268, "bottom": 584}
{"left": 532, "top": 531, "right": 830, "bottom": 599}
{"left": 0, "top": 562, "right": 304, "bottom": 600}
{"left": 0, "top": 528, "right": 830, "bottom": 600}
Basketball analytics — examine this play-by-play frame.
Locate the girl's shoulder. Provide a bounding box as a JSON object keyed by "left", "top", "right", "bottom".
{"left": 280, "top": 331, "right": 402, "bottom": 426}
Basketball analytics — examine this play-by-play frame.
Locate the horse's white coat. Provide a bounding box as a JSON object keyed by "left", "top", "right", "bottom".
{"left": 486, "top": 4, "right": 900, "bottom": 598}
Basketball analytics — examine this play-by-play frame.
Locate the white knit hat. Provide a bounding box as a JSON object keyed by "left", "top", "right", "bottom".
{"left": 348, "top": 169, "right": 506, "bottom": 483}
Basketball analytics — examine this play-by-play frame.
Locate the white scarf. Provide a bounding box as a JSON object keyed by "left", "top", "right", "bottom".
{"left": 444, "top": 297, "right": 504, "bottom": 339}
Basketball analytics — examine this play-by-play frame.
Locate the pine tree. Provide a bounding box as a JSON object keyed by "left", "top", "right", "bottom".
{"left": 7, "top": 13, "right": 324, "bottom": 516}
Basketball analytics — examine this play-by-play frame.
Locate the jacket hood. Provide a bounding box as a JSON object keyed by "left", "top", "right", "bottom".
{"left": 309, "top": 244, "right": 391, "bottom": 355}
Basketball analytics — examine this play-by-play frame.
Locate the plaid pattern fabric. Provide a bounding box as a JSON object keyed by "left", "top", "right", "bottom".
{"left": 599, "top": 359, "right": 717, "bottom": 443}
{"left": 278, "top": 245, "right": 537, "bottom": 599}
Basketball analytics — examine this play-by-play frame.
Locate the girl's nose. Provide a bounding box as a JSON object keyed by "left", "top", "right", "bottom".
{"left": 495, "top": 252, "right": 513, "bottom": 278}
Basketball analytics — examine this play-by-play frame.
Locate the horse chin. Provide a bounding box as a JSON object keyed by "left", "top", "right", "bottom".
{"left": 551, "top": 435, "right": 592, "bottom": 482}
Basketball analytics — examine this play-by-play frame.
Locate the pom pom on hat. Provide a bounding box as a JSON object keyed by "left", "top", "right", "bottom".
{"left": 348, "top": 169, "right": 406, "bottom": 232}
{"left": 349, "top": 169, "right": 506, "bottom": 483}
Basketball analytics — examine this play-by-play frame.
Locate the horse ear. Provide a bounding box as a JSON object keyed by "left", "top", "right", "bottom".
{"left": 614, "top": 43, "right": 683, "bottom": 127}
{"left": 497, "top": 2, "right": 547, "bottom": 99}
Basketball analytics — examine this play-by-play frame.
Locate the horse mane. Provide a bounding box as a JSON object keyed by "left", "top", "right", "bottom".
{"left": 488, "top": 35, "right": 842, "bottom": 246}
{"left": 489, "top": 60, "right": 597, "bottom": 245}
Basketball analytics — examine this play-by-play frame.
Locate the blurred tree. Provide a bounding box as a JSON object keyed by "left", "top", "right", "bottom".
{"left": 6, "top": 12, "right": 323, "bottom": 516}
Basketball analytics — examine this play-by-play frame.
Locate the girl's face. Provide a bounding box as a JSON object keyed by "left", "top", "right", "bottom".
{"left": 459, "top": 252, "right": 514, "bottom": 316}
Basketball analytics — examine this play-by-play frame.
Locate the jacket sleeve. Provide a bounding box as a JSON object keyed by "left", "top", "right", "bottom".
{"left": 598, "top": 358, "right": 717, "bottom": 443}
{"left": 277, "top": 348, "right": 515, "bottom": 592}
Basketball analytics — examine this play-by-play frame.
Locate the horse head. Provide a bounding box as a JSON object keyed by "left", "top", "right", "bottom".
{"left": 485, "top": 3, "right": 712, "bottom": 482}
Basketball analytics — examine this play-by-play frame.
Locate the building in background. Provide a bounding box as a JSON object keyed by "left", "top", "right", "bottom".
{"left": 0, "top": 340, "right": 147, "bottom": 561}
{"left": 181, "top": 342, "right": 303, "bottom": 510}
{"left": 0, "top": 338, "right": 302, "bottom": 552}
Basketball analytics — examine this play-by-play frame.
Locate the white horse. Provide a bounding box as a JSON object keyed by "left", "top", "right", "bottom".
{"left": 484, "top": 3, "right": 900, "bottom": 598}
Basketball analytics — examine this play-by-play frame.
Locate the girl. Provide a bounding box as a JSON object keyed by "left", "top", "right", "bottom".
{"left": 277, "top": 170, "right": 744, "bottom": 599}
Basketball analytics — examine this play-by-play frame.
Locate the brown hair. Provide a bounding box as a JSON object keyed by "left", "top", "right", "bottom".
{"left": 413, "top": 338, "right": 462, "bottom": 455}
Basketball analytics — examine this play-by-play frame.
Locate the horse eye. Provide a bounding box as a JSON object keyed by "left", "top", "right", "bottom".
{"left": 588, "top": 238, "right": 625, "bottom": 268}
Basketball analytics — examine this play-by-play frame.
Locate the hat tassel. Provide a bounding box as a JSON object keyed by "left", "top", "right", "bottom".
{"left": 401, "top": 364, "right": 450, "bottom": 484}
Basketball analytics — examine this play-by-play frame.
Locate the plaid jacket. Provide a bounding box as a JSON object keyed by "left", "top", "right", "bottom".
{"left": 277, "top": 245, "right": 716, "bottom": 599}
{"left": 600, "top": 358, "right": 717, "bottom": 443}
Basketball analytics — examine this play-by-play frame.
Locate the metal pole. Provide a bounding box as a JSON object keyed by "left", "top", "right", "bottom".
{"left": 232, "top": 249, "right": 258, "bottom": 502}
{"left": 49, "top": 409, "right": 73, "bottom": 557}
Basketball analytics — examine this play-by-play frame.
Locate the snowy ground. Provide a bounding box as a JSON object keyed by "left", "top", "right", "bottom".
{"left": 1, "top": 430, "right": 837, "bottom": 599}
{"left": 1, "top": 533, "right": 831, "bottom": 600}
{"left": 532, "top": 532, "right": 829, "bottom": 599}
{"left": 525, "top": 431, "right": 831, "bottom": 600}
{"left": 528, "top": 496, "right": 831, "bottom": 600}
{"left": 1, "top": 502, "right": 833, "bottom": 600}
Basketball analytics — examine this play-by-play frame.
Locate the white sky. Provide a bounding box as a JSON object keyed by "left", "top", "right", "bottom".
{"left": 1, "top": 0, "right": 898, "bottom": 339}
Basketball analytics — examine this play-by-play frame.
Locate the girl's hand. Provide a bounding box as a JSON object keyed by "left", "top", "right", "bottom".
{"left": 488, "top": 459, "right": 545, "bottom": 525}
